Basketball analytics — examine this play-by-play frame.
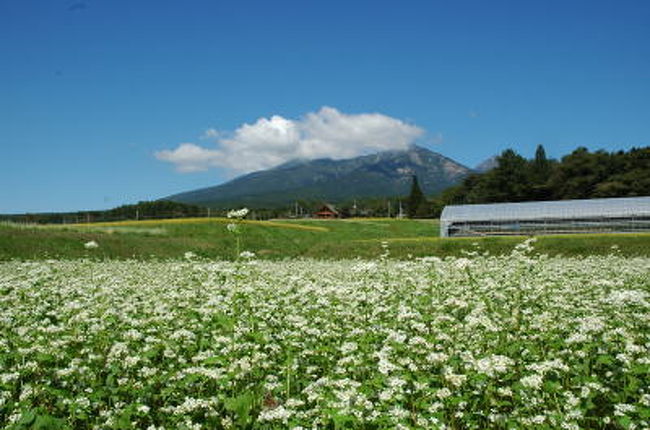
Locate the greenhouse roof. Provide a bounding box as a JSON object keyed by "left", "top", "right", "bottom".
{"left": 441, "top": 196, "right": 650, "bottom": 222}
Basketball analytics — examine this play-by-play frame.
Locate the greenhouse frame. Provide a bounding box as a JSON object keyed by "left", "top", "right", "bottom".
{"left": 440, "top": 196, "right": 650, "bottom": 237}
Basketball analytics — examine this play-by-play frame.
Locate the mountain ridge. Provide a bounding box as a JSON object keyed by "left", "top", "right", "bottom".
{"left": 165, "top": 145, "right": 471, "bottom": 208}
{"left": 475, "top": 156, "right": 499, "bottom": 173}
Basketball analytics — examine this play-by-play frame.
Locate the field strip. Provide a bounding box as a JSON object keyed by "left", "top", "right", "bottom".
{"left": 354, "top": 231, "right": 650, "bottom": 243}
{"left": 352, "top": 236, "right": 441, "bottom": 243}
{"left": 246, "top": 220, "right": 329, "bottom": 231}
{"left": 74, "top": 217, "right": 330, "bottom": 232}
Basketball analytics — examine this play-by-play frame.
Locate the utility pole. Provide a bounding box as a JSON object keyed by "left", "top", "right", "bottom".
{"left": 207, "top": 208, "right": 211, "bottom": 218}
{"left": 136, "top": 209, "right": 139, "bottom": 221}
{"left": 387, "top": 200, "right": 391, "bottom": 218}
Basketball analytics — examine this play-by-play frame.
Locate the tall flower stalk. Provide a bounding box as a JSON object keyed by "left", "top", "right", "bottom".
{"left": 227, "top": 208, "right": 249, "bottom": 260}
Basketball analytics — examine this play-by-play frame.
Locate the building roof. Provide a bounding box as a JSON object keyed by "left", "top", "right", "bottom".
{"left": 441, "top": 196, "right": 650, "bottom": 223}
{"left": 316, "top": 203, "right": 338, "bottom": 214}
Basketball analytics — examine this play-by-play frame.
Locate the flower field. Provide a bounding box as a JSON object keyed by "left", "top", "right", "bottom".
{"left": 1, "top": 245, "right": 649, "bottom": 429}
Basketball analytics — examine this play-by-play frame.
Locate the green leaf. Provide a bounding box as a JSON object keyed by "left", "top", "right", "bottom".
{"left": 17, "top": 410, "right": 36, "bottom": 426}
{"left": 115, "top": 410, "right": 135, "bottom": 430}
{"left": 543, "top": 380, "right": 562, "bottom": 392}
{"left": 617, "top": 416, "right": 633, "bottom": 429}
{"left": 224, "top": 392, "right": 254, "bottom": 425}
{"left": 35, "top": 353, "right": 56, "bottom": 365}
{"left": 203, "top": 356, "right": 224, "bottom": 366}
{"left": 638, "top": 405, "right": 650, "bottom": 419}
{"left": 596, "top": 354, "right": 614, "bottom": 365}
{"left": 33, "top": 415, "right": 69, "bottom": 430}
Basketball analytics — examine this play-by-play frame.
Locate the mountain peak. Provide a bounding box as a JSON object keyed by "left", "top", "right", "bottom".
{"left": 165, "top": 146, "right": 471, "bottom": 208}
{"left": 273, "top": 158, "right": 311, "bottom": 170}
{"left": 475, "top": 156, "right": 499, "bottom": 173}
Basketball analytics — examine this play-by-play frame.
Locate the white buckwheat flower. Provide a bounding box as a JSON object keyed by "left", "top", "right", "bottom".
{"left": 227, "top": 208, "right": 249, "bottom": 219}
{"left": 84, "top": 240, "right": 99, "bottom": 249}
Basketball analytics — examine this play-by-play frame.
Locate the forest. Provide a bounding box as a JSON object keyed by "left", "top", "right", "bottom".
{"left": 426, "top": 145, "right": 650, "bottom": 215}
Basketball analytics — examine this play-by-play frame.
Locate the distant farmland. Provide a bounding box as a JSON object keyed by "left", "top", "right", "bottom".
{"left": 1, "top": 217, "right": 649, "bottom": 261}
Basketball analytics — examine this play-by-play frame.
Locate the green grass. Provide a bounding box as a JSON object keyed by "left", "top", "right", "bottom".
{"left": 1, "top": 218, "right": 649, "bottom": 260}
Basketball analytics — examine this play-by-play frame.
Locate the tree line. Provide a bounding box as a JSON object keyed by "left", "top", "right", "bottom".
{"left": 4, "top": 146, "right": 647, "bottom": 223}
{"left": 416, "top": 145, "right": 649, "bottom": 217}
{"left": 1, "top": 200, "right": 206, "bottom": 224}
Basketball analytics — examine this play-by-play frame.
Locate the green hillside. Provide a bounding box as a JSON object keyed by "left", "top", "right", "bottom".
{"left": 166, "top": 145, "right": 470, "bottom": 208}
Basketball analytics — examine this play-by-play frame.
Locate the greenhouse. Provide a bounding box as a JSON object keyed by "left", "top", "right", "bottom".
{"left": 440, "top": 196, "right": 650, "bottom": 237}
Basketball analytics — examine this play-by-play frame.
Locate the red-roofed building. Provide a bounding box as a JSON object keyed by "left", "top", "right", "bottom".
{"left": 314, "top": 203, "right": 339, "bottom": 219}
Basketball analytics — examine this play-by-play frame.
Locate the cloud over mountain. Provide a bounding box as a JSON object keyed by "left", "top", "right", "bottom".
{"left": 155, "top": 107, "right": 424, "bottom": 174}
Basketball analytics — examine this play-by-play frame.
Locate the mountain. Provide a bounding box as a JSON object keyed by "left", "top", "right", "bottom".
{"left": 165, "top": 145, "right": 471, "bottom": 208}
{"left": 475, "top": 156, "right": 499, "bottom": 173}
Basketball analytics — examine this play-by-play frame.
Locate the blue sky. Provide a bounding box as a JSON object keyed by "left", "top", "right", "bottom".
{"left": 1, "top": 0, "right": 649, "bottom": 213}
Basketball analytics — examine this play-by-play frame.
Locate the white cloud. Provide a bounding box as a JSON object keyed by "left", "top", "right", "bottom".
{"left": 155, "top": 106, "right": 424, "bottom": 174}
{"left": 200, "top": 128, "right": 220, "bottom": 140}
{"left": 155, "top": 143, "right": 222, "bottom": 173}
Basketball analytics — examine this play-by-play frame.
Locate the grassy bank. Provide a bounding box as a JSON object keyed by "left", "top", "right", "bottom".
{"left": 1, "top": 218, "right": 649, "bottom": 260}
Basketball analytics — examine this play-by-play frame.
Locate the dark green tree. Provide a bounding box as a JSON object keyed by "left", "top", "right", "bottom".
{"left": 532, "top": 145, "right": 551, "bottom": 180}
{"left": 529, "top": 144, "right": 554, "bottom": 200}
{"left": 407, "top": 175, "right": 426, "bottom": 218}
{"left": 547, "top": 147, "right": 612, "bottom": 199}
{"left": 592, "top": 147, "right": 650, "bottom": 197}
{"left": 467, "top": 149, "right": 531, "bottom": 203}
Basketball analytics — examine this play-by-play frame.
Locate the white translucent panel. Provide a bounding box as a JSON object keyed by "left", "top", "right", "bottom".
{"left": 441, "top": 196, "right": 650, "bottom": 223}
